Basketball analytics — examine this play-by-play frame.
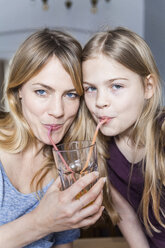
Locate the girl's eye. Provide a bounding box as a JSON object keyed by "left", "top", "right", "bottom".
{"left": 112, "top": 84, "right": 122, "bottom": 90}
{"left": 84, "top": 86, "right": 97, "bottom": 93}
{"left": 66, "top": 92, "right": 79, "bottom": 99}
{"left": 35, "top": 89, "right": 47, "bottom": 96}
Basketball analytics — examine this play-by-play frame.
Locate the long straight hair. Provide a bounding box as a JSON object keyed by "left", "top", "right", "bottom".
{"left": 82, "top": 27, "right": 164, "bottom": 234}
{"left": 0, "top": 28, "right": 83, "bottom": 191}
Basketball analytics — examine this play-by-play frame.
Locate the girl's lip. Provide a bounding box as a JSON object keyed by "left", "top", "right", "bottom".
{"left": 98, "top": 117, "right": 112, "bottom": 123}
{"left": 99, "top": 116, "right": 112, "bottom": 120}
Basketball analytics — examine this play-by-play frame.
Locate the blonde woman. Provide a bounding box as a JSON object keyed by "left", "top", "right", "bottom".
{"left": 0, "top": 29, "right": 105, "bottom": 248}
{"left": 82, "top": 27, "right": 165, "bottom": 248}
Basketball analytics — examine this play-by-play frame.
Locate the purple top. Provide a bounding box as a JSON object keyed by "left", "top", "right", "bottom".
{"left": 107, "top": 138, "right": 165, "bottom": 248}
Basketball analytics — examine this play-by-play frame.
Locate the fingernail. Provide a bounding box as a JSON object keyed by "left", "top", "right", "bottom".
{"left": 101, "top": 206, "right": 105, "bottom": 211}
{"left": 102, "top": 177, "right": 107, "bottom": 183}
{"left": 94, "top": 171, "right": 99, "bottom": 177}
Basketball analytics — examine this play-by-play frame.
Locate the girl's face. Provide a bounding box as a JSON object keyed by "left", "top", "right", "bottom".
{"left": 82, "top": 55, "right": 151, "bottom": 139}
{"left": 19, "top": 56, "right": 80, "bottom": 145}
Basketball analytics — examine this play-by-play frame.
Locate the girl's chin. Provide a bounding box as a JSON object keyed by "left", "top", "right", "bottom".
{"left": 100, "top": 126, "right": 117, "bottom": 137}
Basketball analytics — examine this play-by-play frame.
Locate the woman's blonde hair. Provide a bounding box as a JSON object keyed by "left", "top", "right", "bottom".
{"left": 0, "top": 28, "right": 83, "bottom": 190}
{"left": 82, "top": 27, "right": 164, "bottom": 234}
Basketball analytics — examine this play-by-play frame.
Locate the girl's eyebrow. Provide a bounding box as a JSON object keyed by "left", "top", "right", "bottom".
{"left": 83, "top": 77, "right": 127, "bottom": 85}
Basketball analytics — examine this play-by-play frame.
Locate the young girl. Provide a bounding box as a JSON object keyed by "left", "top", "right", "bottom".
{"left": 82, "top": 27, "right": 165, "bottom": 248}
{"left": 0, "top": 28, "right": 105, "bottom": 248}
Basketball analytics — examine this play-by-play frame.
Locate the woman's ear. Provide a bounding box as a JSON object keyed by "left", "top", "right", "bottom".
{"left": 144, "top": 74, "right": 156, "bottom": 99}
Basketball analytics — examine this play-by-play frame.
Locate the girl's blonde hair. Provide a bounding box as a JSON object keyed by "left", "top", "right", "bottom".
{"left": 0, "top": 28, "right": 83, "bottom": 190}
{"left": 82, "top": 27, "right": 164, "bottom": 234}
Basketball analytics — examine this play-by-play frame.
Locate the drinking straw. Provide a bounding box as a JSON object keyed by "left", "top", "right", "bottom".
{"left": 48, "top": 118, "right": 107, "bottom": 181}
{"left": 48, "top": 127, "right": 76, "bottom": 182}
{"left": 80, "top": 119, "right": 107, "bottom": 174}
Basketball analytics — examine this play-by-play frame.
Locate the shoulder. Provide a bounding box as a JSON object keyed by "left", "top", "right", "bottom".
{"left": 0, "top": 150, "right": 12, "bottom": 166}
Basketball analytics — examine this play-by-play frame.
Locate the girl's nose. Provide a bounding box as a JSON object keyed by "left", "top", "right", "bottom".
{"left": 96, "top": 90, "right": 110, "bottom": 108}
{"left": 48, "top": 96, "right": 64, "bottom": 118}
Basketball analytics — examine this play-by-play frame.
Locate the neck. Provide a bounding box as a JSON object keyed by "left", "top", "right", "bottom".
{"left": 115, "top": 135, "right": 144, "bottom": 164}
{"left": 22, "top": 140, "right": 44, "bottom": 157}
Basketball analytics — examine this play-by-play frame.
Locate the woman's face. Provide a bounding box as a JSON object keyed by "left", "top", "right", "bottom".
{"left": 82, "top": 55, "right": 151, "bottom": 139}
{"left": 19, "top": 56, "right": 80, "bottom": 145}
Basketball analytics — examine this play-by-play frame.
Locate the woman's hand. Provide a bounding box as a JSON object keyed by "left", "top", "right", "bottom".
{"left": 33, "top": 172, "right": 105, "bottom": 236}
{"left": 0, "top": 172, "right": 104, "bottom": 248}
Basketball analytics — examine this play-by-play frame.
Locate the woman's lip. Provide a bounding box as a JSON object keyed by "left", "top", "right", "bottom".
{"left": 44, "top": 124, "right": 62, "bottom": 131}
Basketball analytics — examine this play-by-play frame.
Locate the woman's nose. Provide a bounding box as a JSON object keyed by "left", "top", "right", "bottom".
{"left": 48, "top": 96, "right": 64, "bottom": 118}
{"left": 96, "top": 90, "right": 110, "bottom": 108}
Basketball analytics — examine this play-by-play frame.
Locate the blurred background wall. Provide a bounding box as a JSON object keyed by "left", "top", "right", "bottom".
{"left": 0, "top": 0, "right": 145, "bottom": 60}
{"left": 0, "top": 0, "right": 164, "bottom": 238}
{"left": 0, "top": 0, "right": 164, "bottom": 101}
{"left": 145, "top": 0, "right": 165, "bottom": 95}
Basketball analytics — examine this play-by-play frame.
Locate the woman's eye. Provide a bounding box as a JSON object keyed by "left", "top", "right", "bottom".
{"left": 35, "top": 89, "right": 47, "bottom": 96}
{"left": 66, "top": 92, "right": 79, "bottom": 99}
{"left": 85, "top": 86, "right": 97, "bottom": 93}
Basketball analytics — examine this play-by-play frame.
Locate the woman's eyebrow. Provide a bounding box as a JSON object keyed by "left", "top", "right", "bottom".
{"left": 32, "top": 82, "right": 76, "bottom": 92}
{"left": 32, "top": 82, "right": 53, "bottom": 90}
